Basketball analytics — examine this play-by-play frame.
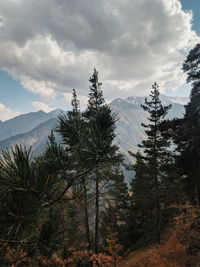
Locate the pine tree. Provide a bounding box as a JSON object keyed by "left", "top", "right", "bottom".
{"left": 101, "top": 169, "right": 130, "bottom": 250}
{"left": 57, "top": 89, "right": 83, "bottom": 149}
{"left": 130, "top": 151, "right": 153, "bottom": 216}
{"left": 128, "top": 151, "right": 156, "bottom": 246}
{"left": 39, "top": 130, "right": 68, "bottom": 175}
{"left": 182, "top": 43, "right": 200, "bottom": 99}
{"left": 56, "top": 89, "right": 92, "bottom": 249}
{"left": 174, "top": 43, "right": 200, "bottom": 205}
{"left": 56, "top": 72, "right": 122, "bottom": 253}
{"left": 0, "top": 144, "right": 72, "bottom": 262}
{"left": 83, "top": 69, "right": 122, "bottom": 253}
{"left": 84, "top": 68, "right": 104, "bottom": 118}
{"left": 130, "top": 82, "right": 171, "bottom": 243}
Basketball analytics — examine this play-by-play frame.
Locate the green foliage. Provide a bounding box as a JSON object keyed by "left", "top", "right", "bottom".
{"left": 2, "top": 64, "right": 198, "bottom": 264}
{"left": 56, "top": 90, "right": 83, "bottom": 150}
{"left": 84, "top": 68, "right": 105, "bottom": 118}
{"left": 56, "top": 73, "right": 122, "bottom": 254}
{"left": 101, "top": 169, "right": 131, "bottom": 250}
{"left": 182, "top": 43, "right": 200, "bottom": 98}
{"left": 173, "top": 43, "right": 200, "bottom": 204}
{"left": 82, "top": 105, "right": 121, "bottom": 166}
{"left": 129, "top": 83, "right": 173, "bottom": 244}
{"left": 83, "top": 69, "right": 122, "bottom": 253}
{"left": 0, "top": 140, "right": 74, "bottom": 263}
{"left": 0, "top": 145, "right": 43, "bottom": 241}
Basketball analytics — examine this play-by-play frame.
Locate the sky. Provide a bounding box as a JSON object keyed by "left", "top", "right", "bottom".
{"left": 0, "top": 0, "right": 199, "bottom": 121}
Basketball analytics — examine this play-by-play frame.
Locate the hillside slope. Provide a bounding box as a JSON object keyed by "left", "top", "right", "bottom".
{"left": 0, "top": 118, "right": 59, "bottom": 155}
{"left": 118, "top": 205, "right": 200, "bottom": 267}
{"left": 0, "top": 95, "right": 187, "bottom": 156}
{"left": 0, "top": 109, "right": 61, "bottom": 142}
{"left": 111, "top": 95, "right": 187, "bottom": 157}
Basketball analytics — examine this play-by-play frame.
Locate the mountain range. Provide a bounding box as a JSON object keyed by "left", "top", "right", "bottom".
{"left": 0, "top": 95, "right": 188, "bottom": 158}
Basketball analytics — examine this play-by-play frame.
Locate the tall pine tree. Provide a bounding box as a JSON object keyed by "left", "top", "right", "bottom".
{"left": 56, "top": 89, "right": 92, "bottom": 249}
{"left": 174, "top": 43, "right": 200, "bottom": 205}
{"left": 83, "top": 69, "right": 122, "bottom": 253}
{"left": 130, "top": 82, "right": 171, "bottom": 243}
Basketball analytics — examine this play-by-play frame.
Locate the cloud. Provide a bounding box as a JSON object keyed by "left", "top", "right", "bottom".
{"left": 0, "top": 0, "right": 199, "bottom": 103}
{"left": 31, "top": 101, "right": 53, "bottom": 113}
{"left": 0, "top": 103, "right": 21, "bottom": 121}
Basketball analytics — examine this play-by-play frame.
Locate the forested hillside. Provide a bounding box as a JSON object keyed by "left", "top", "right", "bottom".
{"left": 0, "top": 44, "right": 200, "bottom": 267}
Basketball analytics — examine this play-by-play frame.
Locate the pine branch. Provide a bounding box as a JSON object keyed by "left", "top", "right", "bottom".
{"left": 41, "top": 168, "right": 93, "bottom": 207}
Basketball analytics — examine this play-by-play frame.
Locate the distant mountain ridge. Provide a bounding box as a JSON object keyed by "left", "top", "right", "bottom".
{"left": 110, "top": 94, "right": 187, "bottom": 157}
{"left": 0, "top": 118, "right": 59, "bottom": 155}
{"left": 0, "top": 109, "right": 62, "bottom": 142}
{"left": 0, "top": 95, "right": 188, "bottom": 157}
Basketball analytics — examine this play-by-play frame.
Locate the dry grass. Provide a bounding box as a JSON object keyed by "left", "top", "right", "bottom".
{"left": 118, "top": 204, "right": 200, "bottom": 267}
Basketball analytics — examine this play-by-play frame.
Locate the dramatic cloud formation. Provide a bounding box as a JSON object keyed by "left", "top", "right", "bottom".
{"left": 0, "top": 0, "right": 199, "bottom": 107}
{"left": 0, "top": 103, "right": 20, "bottom": 121}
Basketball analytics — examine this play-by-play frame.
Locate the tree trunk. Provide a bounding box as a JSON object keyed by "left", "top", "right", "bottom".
{"left": 82, "top": 178, "right": 91, "bottom": 249}
{"left": 155, "top": 194, "right": 161, "bottom": 244}
{"left": 154, "top": 159, "right": 161, "bottom": 244}
{"left": 94, "top": 166, "right": 99, "bottom": 253}
{"left": 154, "top": 116, "right": 161, "bottom": 244}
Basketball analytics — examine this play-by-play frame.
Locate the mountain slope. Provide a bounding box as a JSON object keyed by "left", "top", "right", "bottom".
{"left": 118, "top": 205, "right": 200, "bottom": 267}
{"left": 0, "top": 118, "right": 59, "bottom": 155}
{"left": 0, "top": 95, "right": 188, "bottom": 156}
{"left": 111, "top": 94, "right": 187, "bottom": 157}
{"left": 0, "top": 109, "right": 61, "bottom": 142}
